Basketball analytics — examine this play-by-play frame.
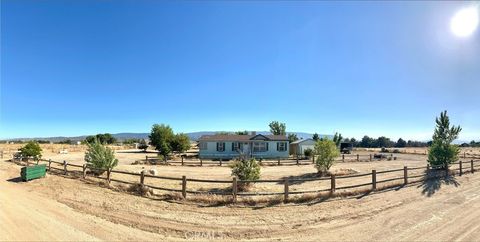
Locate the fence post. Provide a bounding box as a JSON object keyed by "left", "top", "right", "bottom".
{"left": 277, "top": 157, "right": 280, "bottom": 166}
{"left": 296, "top": 155, "right": 299, "bottom": 165}
{"left": 200, "top": 159, "right": 203, "bottom": 166}
{"left": 459, "top": 160, "right": 463, "bottom": 176}
{"left": 140, "top": 170, "right": 145, "bottom": 186}
{"left": 464, "top": 152, "right": 466, "bottom": 158}
{"left": 48, "top": 159, "right": 52, "bottom": 171}
{"left": 26, "top": 158, "right": 29, "bottom": 167}
{"left": 63, "top": 160, "right": 67, "bottom": 175}
{"left": 390, "top": 154, "right": 393, "bottom": 159}
{"left": 284, "top": 178, "right": 289, "bottom": 203}
{"left": 330, "top": 175, "right": 336, "bottom": 193}
{"left": 471, "top": 160, "right": 474, "bottom": 174}
{"left": 427, "top": 164, "right": 430, "bottom": 171}
{"left": 372, "top": 170, "right": 377, "bottom": 190}
{"left": 232, "top": 177, "right": 237, "bottom": 203}
{"left": 219, "top": 159, "right": 222, "bottom": 166}
{"left": 342, "top": 154, "right": 345, "bottom": 162}
{"left": 82, "top": 164, "right": 87, "bottom": 179}
{"left": 403, "top": 166, "right": 408, "bottom": 185}
{"left": 181, "top": 156, "right": 184, "bottom": 166}
{"left": 0, "top": 150, "right": 3, "bottom": 159}
{"left": 145, "top": 155, "right": 148, "bottom": 163}
{"left": 369, "top": 154, "right": 372, "bottom": 161}
{"left": 357, "top": 154, "right": 359, "bottom": 161}
{"left": 36, "top": 158, "right": 39, "bottom": 165}
{"left": 182, "top": 176, "right": 187, "bottom": 199}
{"left": 106, "top": 168, "right": 111, "bottom": 183}
{"left": 312, "top": 155, "right": 315, "bottom": 164}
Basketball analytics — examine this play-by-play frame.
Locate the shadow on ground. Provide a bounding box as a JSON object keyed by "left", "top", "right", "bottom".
{"left": 418, "top": 169, "right": 459, "bottom": 197}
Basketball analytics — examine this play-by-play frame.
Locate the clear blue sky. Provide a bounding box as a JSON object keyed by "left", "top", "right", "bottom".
{"left": 1, "top": 1, "right": 479, "bottom": 141}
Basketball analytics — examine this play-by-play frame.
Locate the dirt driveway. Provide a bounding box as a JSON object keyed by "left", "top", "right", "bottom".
{"left": 1, "top": 158, "right": 480, "bottom": 241}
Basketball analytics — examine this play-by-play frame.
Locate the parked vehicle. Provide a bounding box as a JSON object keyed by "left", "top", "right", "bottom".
{"left": 340, "top": 142, "right": 353, "bottom": 154}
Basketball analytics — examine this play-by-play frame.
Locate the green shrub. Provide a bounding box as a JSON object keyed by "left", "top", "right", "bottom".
{"left": 304, "top": 148, "right": 313, "bottom": 157}
{"left": 230, "top": 158, "right": 261, "bottom": 190}
{"left": 84, "top": 139, "right": 119, "bottom": 175}
{"left": 314, "top": 139, "right": 340, "bottom": 174}
{"left": 18, "top": 141, "right": 42, "bottom": 160}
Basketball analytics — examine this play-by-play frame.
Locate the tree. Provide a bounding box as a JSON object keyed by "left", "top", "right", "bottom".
{"left": 350, "top": 137, "right": 358, "bottom": 147}
{"left": 375, "top": 136, "right": 394, "bottom": 148}
{"left": 332, "top": 132, "right": 343, "bottom": 147}
{"left": 216, "top": 131, "right": 231, "bottom": 135}
{"left": 18, "top": 141, "right": 43, "bottom": 160}
{"left": 288, "top": 133, "right": 298, "bottom": 143}
{"left": 84, "top": 139, "right": 118, "bottom": 175}
{"left": 427, "top": 111, "right": 462, "bottom": 169}
{"left": 360, "top": 135, "right": 374, "bottom": 148}
{"left": 171, "top": 133, "right": 191, "bottom": 153}
{"left": 230, "top": 158, "right": 261, "bottom": 191}
{"left": 138, "top": 139, "right": 148, "bottom": 152}
{"left": 312, "top": 133, "right": 320, "bottom": 141}
{"left": 149, "top": 124, "right": 175, "bottom": 157}
{"left": 235, "top": 130, "right": 249, "bottom": 135}
{"left": 269, "top": 121, "right": 286, "bottom": 135}
{"left": 314, "top": 139, "right": 340, "bottom": 175}
{"left": 396, "top": 138, "right": 407, "bottom": 148}
{"left": 85, "top": 133, "right": 116, "bottom": 144}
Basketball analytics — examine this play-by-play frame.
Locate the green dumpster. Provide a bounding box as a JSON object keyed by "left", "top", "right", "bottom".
{"left": 21, "top": 164, "right": 46, "bottom": 181}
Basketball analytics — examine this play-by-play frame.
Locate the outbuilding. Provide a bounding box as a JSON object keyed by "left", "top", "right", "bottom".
{"left": 289, "top": 138, "right": 316, "bottom": 156}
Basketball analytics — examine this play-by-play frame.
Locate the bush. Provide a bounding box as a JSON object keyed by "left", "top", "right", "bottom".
{"left": 18, "top": 141, "right": 42, "bottom": 160}
{"left": 314, "top": 139, "right": 340, "bottom": 174}
{"left": 392, "top": 149, "right": 401, "bottom": 153}
{"left": 84, "top": 139, "right": 119, "bottom": 175}
{"left": 230, "top": 158, "right": 261, "bottom": 191}
{"left": 138, "top": 139, "right": 148, "bottom": 152}
{"left": 304, "top": 148, "right": 313, "bottom": 157}
{"left": 380, "top": 147, "right": 389, "bottom": 153}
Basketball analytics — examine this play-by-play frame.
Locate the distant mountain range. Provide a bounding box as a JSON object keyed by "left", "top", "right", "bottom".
{"left": 2, "top": 131, "right": 327, "bottom": 142}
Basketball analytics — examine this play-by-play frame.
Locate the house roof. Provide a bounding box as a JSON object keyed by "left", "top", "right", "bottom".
{"left": 198, "top": 134, "right": 288, "bottom": 142}
{"left": 290, "top": 138, "right": 315, "bottom": 145}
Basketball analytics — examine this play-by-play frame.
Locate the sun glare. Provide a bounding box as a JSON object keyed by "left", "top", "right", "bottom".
{"left": 450, "top": 6, "right": 479, "bottom": 37}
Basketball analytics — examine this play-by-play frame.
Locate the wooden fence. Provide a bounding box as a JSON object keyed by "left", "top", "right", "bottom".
{"left": 23, "top": 157, "right": 480, "bottom": 204}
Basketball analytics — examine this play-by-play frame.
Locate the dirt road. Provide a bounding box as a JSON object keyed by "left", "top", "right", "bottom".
{"left": 1, "top": 159, "right": 480, "bottom": 241}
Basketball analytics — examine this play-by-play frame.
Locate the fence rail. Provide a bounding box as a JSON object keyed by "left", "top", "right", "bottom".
{"left": 18, "top": 157, "right": 480, "bottom": 204}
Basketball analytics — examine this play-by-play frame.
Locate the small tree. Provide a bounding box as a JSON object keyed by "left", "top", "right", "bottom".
{"left": 269, "top": 121, "right": 286, "bottom": 135}
{"left": 138, "top": 139, "right": 148, "bottom": 152}
{"left": 171, "top": 133, "right": 191, "bottom": 153}
{"left": 314, "top": 139, "right": 340, "bottom": 175}
{"left": 84, "top": 139, "right": 118, "bottom": 175}
{"left": 312, "top": 133, "right": 320, "bottom": 141}
{"left": 230, "top": 158, "right": 261, "bottom": 191}
{"left": 18, "top": 141, "right": 43, "bottom": 160}
{"left": 304, "top": 148, "right": 313, "bottom": 158}
{"left": 428, "top": 111, "right": 461, "bottom": 169}
{"left": 149, "top": 124, "right": 174, "bottom": 157}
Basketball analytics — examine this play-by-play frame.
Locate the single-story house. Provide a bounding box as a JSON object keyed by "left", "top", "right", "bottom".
{"left": 289, "top": 138, "right": 316, "bottom": 156}
{"left": 198, "top": 134, "right": 289, "bottom": 159}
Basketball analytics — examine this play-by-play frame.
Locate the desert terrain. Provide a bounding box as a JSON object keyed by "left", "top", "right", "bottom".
{"left": 1, "top": 145, "right": 480, "bottom": 241}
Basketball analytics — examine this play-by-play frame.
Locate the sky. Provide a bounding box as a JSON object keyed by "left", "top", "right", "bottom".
{"left": 1, "top": 0, "right": 479, "bottom": 141}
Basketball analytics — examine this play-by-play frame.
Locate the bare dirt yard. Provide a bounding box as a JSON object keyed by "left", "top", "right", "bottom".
{"left": 2, "top": 147, "right": 480, "bottom": 241}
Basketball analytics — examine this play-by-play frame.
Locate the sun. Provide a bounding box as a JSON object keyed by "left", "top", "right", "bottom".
{"left": 450, "top": 6, "right": 479, "bottom": 37}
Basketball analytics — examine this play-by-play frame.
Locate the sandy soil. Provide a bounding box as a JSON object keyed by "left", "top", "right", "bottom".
{"left": 2, "top": 154, "right": 480, "bottom": 241}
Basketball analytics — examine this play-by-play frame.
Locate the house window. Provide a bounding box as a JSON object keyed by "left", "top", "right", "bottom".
{"left": 216, "top": 142, "right": 225, "bottom": 152}
{"left": 199, "top": 142, "right": 207, "bottom": 150}
{"left": 232, "top": 142, "right": 244, "bottom": 151}
{"left": 277, "top": 142, "right": 287, "bottom": 151}
{"left": 253, "top": 142, "right": 268, "bottom": 152}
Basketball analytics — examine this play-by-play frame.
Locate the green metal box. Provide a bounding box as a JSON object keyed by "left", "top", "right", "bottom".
{"left": 21, "top": 164, "right": 46, "bottom": 181}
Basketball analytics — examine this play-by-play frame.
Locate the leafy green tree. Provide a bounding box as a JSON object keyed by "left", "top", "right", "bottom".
{"left": 85, "top": 133, "right": 116, "bottom": 144}
{"left": 350, "top": 137, "right": 358, "bottom": 147}
{"left": 171, "top": 133, "right": 191, "bottom": 153}
{"left": 84, "top": 139, "right": 118, "bottom": 175}
{"left": 360, "top": 135, "right": 374, "bottom": 148}
{"left": 312, "top": 133, "right": 320, "bottom": 141}
{"left": 269, "top": 121, "right": 286, "bottom": 135}
{"left": 230, "top": 158, "right": 261, "bottom": 190}
{"left": 375, "top": 136, "right": 394, "bottom": 148}
{"left": 332, "top": 132, "right": 343, "bottom": 147}
{"left": 288, "top": 133, "right": 299, "bottom": 143}
{"left": 314, "top": 139, "right": 340, "bottom": 174}
{"left": 235, "top": 130, "right": 249, "bottom": 135}
{"left": 18, "top": 141, "right": 43, "bottom": 160}
{"left": 396, "top": 138, "right": 407, "bottom": 148}
{"left": 138, "top": 139, "right": 148, "bottom": 152}
{"left": 428, "top": 111, "right": 462, "bottom": 168}
{"left": 149, "top": 124, "right": 175, "bottom": 157}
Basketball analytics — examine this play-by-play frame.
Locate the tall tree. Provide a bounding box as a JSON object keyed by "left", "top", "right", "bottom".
{"left": 312, "top": 133, "right": 320, "bottom": 141}
{"left": 428, "top": 111, "right": 462, "bottom": 168}
{"left": 149, "top": 124, "right": 175, "bottom": 157}
{"left": 396, "top": 138, "right": 407, "bottom": 148}
{"left": 360, "top": 135, "right": 374, "bottom": 148}
{"left": 288, "top": 133, "right": 299, "bottom": 143}
{"left": 332, "top": 132, "right": 343, "bottom": 147}
{"left": 269, "top": 121, "right": 286, "bottom": 135}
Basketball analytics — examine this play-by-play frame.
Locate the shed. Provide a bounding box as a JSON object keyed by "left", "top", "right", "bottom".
{"left": 289, "top": 139, "right": 316, "bottom": 156}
